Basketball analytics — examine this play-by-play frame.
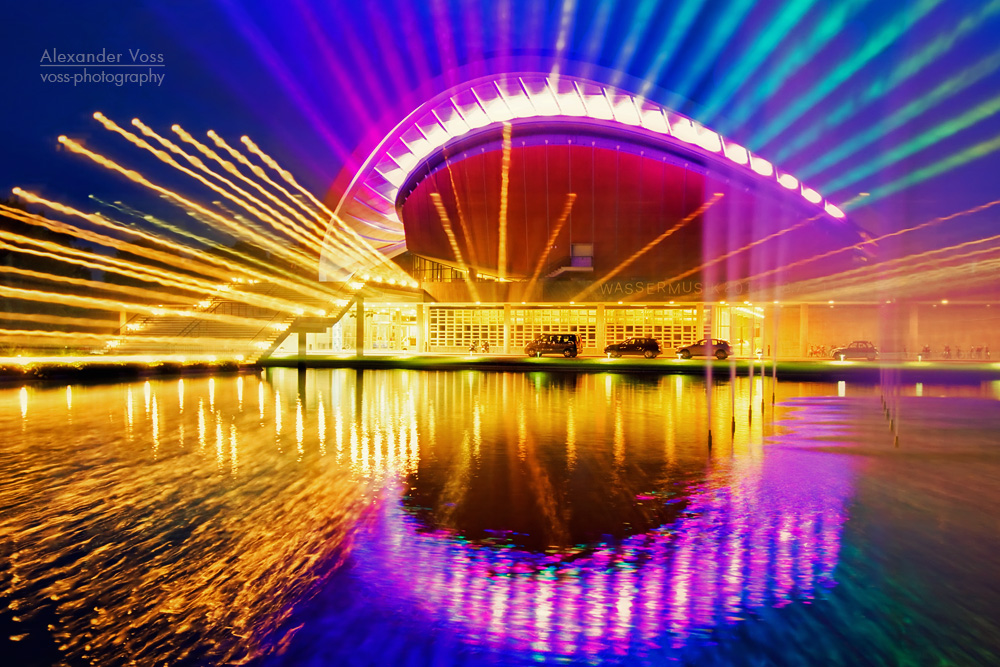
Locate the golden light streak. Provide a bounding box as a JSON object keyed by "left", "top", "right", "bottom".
{"left": 130, "top": 119, "right": 329, "bottom": 254}
{"left": 430, "top": 192, "right": 481, "bottom": 302}
{"left": 795, "top": 242, "right": 1000, "bottom": 299}
{"left": 0, "top": 284, "right": 294, "bottom": 335}
{"left": 574, "top": 193, "right": 723, "bottom": 301}
{"left": 0, "top": 219, "right": 216, "bottom": 293}
{"left": 443, "top": 158, "right": 478, "bottom": 269}
{"left": 56, "top": 137, "right": 328, "bottom": 283}
{"left": 90, "top": 116, "right": 325, "bottom": 273}
{"left": 81, "top": 197, "right": 346, "bottom": 305}
{"left": 497, "top": 122, "right": 513, "bottom": 281}
{"left": 2, "top": 199, "right": 244, "bottom": 288}
{"left": 659, "top": 214, "right": 823, "bottom": 287}
{"left": 238, "top": 134, "right": 412, "bottom": 283}
{"left": 0, "top": 329, "right": 262, "bottom": 352}
{"left": 790, "top": 223, "right": 1000, "bottom": 296}
{"left": 0, "top": 312, "right": 117, "bottom": 329}
{"left": 0, "top": 243, "right": 207, "bottom": 301}
{"left": 744, "top": 196, "right": 1000, "bottom": 287}
{"left": 173, "top": 125, "right": 373, "bottom": 269}
{"left": 524, "top": 193, "right": 578, "bottom": 298}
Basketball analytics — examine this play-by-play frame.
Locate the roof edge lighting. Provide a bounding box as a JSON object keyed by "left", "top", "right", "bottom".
{"left": 328, "top": 72, "right": 853, "bottom": 272}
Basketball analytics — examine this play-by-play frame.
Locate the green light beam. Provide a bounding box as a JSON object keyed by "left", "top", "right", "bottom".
{"left": 665, "top": 0, "right": 756, "bottom": 111}
{"left": 718, "top": 0, "right": 872, "bottom": 135}
{"left": 796, "top": 47, "right": 1000, "bottom": 180}
{"left": 776, "top": 0, "right": 1000, "bottom": 166}
{"left": 636, "top": 0, "right": 706, "bottom": 100}
{"left": 609, "top": 0, "right": 662, "bottom": 90}
{"left": 749, "top": 0, "right": 945, "bottom": 148}
{"left": 699, "top": 0, "right": 818, "bottom": 124}
{"left": 826, "top": 91, "right": 1000, "bottom": 194}
{"left": 856, "top": 128, "right": 1000, "bottom": 204}
{"left": 578, "top": 0, "right": 616, "bottom": 83}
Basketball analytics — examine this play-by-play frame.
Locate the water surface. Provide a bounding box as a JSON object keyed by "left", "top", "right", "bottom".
{"left": 2, "top": 370, "right": 999, "bottom": 665}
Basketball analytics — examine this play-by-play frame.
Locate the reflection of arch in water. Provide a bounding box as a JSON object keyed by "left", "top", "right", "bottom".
{"left": 355, "top": 451, "right": 851, "bottom": 659}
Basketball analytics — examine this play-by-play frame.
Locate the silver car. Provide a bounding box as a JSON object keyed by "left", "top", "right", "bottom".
{"left": 831, "top": 340, "right": 878, "bottom": 361}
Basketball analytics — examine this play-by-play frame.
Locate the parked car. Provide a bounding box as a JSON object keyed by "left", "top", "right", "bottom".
{"left": 604, "top": 337, "right": 661, "bottom": 359}
{"left": 831, "top": 340, "right": 878, "bottom": 361}
{"left": 525, "top": 333, "right": 582, "bottom": 358}
{"left": 677, "top": 339, "right": 733, "bottom": 360}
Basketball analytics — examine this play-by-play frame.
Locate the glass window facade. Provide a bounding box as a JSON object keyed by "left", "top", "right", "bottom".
{"left": 605, "top": 307, "right": 697, "bottom": 351}
{"left": 429, "top": 307, "right": 504, "bottom": 350}
{"left": 510, "top": 307, "right": 597, "bottom": 351}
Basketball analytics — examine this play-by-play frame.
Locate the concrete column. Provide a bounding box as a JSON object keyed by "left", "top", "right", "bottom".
{"left": 908, "top": 304, "right": 920, "bottom": 357}
{"left": 696, "top": 303, "right": 705, "bottom": 341}
{"left": 416, "top": 303, "right": 426, "bottom": 354}
{"left": 355, "top": 296, "right": 364, "bottom": 357}
{"left": 503, "top": 303, "right": 512, "bottom": 354}
{"left": 772, "top": 305, "right": 780, "bottom": 359}
{"left": 596, "top": 304, "right": 606, "bottom": 352}
{"left": 297, "top": 332, "right": 307, "bottom": 357}
{"left": 799, "top": 304, "right": 809, "bottom": 358}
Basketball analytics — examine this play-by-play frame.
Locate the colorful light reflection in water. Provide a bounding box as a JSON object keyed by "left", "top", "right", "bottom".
{"left": 6, "top": 371, "right": 998, "bottom": 665}
{"left": 352, "top": 438, "right": 850, "bottom": 661}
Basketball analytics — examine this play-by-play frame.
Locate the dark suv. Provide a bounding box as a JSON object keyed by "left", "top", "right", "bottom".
{"left": 604, "top": 337, "right": 661, "bottom": 359}
{"left": 525, "top": 333, "right": 582, "bottom": 358}
{"left": 677, "top": 339, "right": 733, "bottom": 360}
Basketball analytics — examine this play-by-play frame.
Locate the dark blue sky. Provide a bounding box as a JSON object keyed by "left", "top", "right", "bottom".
{"left": 3, "top": 0, "right": 1000, "bottom": 252}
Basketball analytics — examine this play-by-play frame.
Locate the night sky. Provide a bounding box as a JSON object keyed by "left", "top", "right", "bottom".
{"left": 3, "top": 0, "right": 1000, "bottom": 259}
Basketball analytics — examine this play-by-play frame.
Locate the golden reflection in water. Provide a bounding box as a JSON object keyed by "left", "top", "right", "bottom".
{"left": 613, "top": 398, "right": 625, "bottom": 469}
{"left": 349, "top": 419, "right": 359, "bottom": 474}
{"left": 216, "top": 415, "right": 224, "bottom": 471}
{"left": 177, "top": 377, "right": 184, "bottom": 413}
{"left": 126, "top": 388, "right": 133, "bottom": 441}
{"left": 230, "top": 423, "right": 239, "bottom": 476}
{"left": 143, "top": 379, "right": 151, "bottom": 414}
{"left": 275, "top": 390, "right": 282, "bottom": 436}
{"left": 1, "top": 376, "right": 369, "bottom": 665}
{"left": 318, "top": 395, "right": 327, "bottom": 456}
{"left": 473, "top": 396, "right": 482, "bottom": 462}
{"left": 258, "top": 380, "right": 265, "bottom": 421}
{"left": 566, "top": 398, "right": 577, "bottom": 471}
{"left": 197, "top": 398, "right": 206, "bottom": 451}
{"left": 517, "top": 404, "right": 527, "bottom": 462}
{"left": 208, "top": 376, "right": 215, "bottom": 410}
{"left": 152, "top": 395, "right": 159, "bottom": 458}
{"left": 237, "top": 375, "right": 243, "bottom": 409}
{"left": 65, "top": 384, "right": 72, "bottom": 412}
{"left": 334, "top": 410, "right": 344, "bottom": 462}
{"left": 296, "top": 398, "right": 304, "bottom": 459}
{"left": 373, "top": 422, "right": 383, "bottom": 473}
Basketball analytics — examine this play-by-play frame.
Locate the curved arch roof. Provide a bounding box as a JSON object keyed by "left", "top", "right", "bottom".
{"left": 322, "top": 72, "right": 851, "bottom": 281}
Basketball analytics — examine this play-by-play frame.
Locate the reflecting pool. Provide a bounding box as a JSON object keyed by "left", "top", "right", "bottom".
{"left": 2, "top": 370, "right": 1000, "bottom": 665}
